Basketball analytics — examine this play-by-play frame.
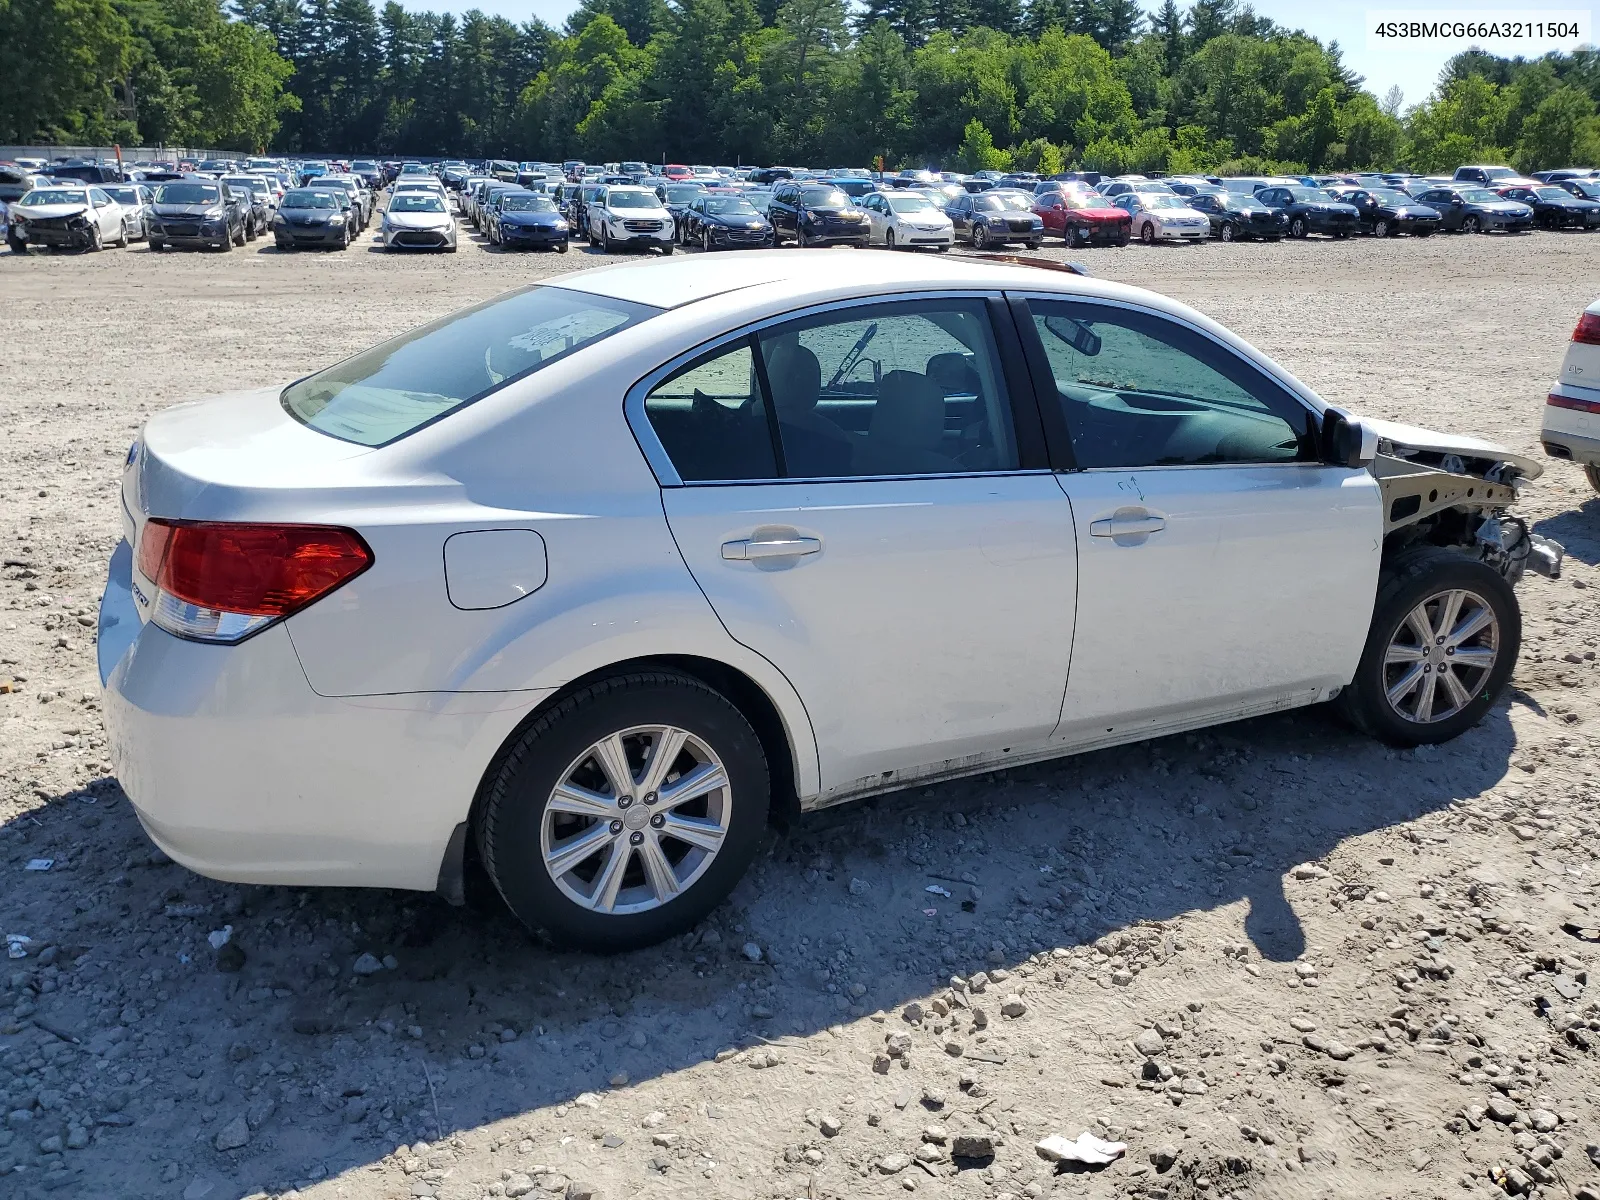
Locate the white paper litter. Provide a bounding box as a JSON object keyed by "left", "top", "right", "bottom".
{"left": 207, "top": 926, "right": 233, "bottom": 950}
{"left": 925, "top": 884, "right": 952, "bottom": 897}
{"left": 1035, "top": 1131, "right": 1128, "bottom": 1166}
{"left": 25, "top": 859, "right": 53, "bottom": 871}
{"left": 6, "top": 934, "right": 32, "bottom": 959}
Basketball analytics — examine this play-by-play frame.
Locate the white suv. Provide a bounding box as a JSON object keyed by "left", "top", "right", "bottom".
{"left": 587, "top": 186, "right": 675, "bottom": 253}
{"left": 100, "top": 253, "right": 1560, "bottom": 952}
{"left": 1542, "top": 297, "right": 1600, "bottom": 491}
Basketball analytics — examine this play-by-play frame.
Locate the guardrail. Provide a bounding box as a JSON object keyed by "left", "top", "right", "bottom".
{"left": 0, "top": 146, "right": 235, "bottom": 166}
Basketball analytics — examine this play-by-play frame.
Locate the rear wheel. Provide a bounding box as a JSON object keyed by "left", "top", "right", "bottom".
{"left": 1336, "top": 547, "right": 1519, "bottom": 746}
{"left": 477, "top": 672, "right": 770, "bottom": 952}
{"left": 1585, "top": 463, "right": 1600, "bottom": 494}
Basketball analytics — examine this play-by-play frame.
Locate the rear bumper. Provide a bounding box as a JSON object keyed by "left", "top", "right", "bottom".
{"left": 98, "top": 539, "right": 549, "bottom": 891}
{"left": 1543, "top": 387, "right": 1600, "bottom": 464}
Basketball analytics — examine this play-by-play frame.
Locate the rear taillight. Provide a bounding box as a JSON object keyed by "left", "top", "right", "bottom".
{"left": 1574, "top": 312, "right": 1600, "bottom": 345}
{"left": 136, "top": 519, "right": 372, "bottom": 643}
{"left": 1548, "top": 392, "right": 1600, "bottom": 415}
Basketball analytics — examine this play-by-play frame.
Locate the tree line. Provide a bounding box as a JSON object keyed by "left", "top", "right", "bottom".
{"left": 2, "top": 0, "right": 1598, "bottom": 175}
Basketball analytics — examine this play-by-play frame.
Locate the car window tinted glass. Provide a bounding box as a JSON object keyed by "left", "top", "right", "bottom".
{"left": 1536, "top": 187, "right": 1571, "bottom": 200}
{"left": 705, "top": 197, "right": 757, "bottom": 215}
{"left": 644, "top": 340, "right": 779, "bottom": 482}
{"left": 1458, "top": 189, "right": 1498, "bottom": 203}
{"left": 106, "top": 187, "right": 139, "bottom": 204}
{"left": 285, "top": 190, "right": 336, "bottom": 208}
{"left": 391, "top": 193, "right": 447, "bottom": 212}
{"left": 283, "top": 286, "right": 658, "bottom": 447}
{"left": 757, "top": 301, "right": 1018, "bottom": 479}
{"left": 801, "top": 187, "right": 849, "bottom": 207}
{"left": 154, "top": 183, "right": 220, "bottom": 204}
{"left": 1028, "top": 300, "right": 1311, "bottom": 469}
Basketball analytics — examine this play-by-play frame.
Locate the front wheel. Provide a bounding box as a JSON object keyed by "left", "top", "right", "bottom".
{"left": 477, "top": 672, "right": 771, "bottom": 952}
{"left": 1336, "top": 547, "right": 1519, "bottom": 747}
{"left": 1290, "top": 217, "right": 1307, "bottom": 238}
{"left": 233, "top": 222, "right": 247, "bottom": 247}
{"left": 1140, "top": 222, "right": 1155, "bottom": 245}
{"left": 1219, "top": 222, "right": 1235, "bottom": 243}
{"left": 115, "top": 221, "right": 129, "bottom": 248}
{"left": 702, "top": 229, "right": 713, "bottom": 252}
{"left": 1374, "top": 218, "right": 1390, "bottom": 238}
{"left": 1463, "top": 215, "right": 1482, "bottom": 234}
{"left": 885, "top": 228, "right": 897, "bottom": 250}
{"left": 147, "top": 238, "right": 164, "bottom": 252}
{"left": 971, "top": 224, "right": 988, "bottom": 250}
{"left": 1025, "top": 239, "right": 1041, "bottom": 250}
{"left": 7, "top": 232, "right": 26, "bottom": 254}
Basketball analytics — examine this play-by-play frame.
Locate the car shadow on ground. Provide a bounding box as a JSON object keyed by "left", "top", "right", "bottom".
{"left": 1, "top": 700, "right": 1517, "bottom": 1195}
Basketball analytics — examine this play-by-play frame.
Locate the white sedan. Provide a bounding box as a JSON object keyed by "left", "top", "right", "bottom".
{"left": 1115, "top": 192, "right": 1211, "bottom": 243}
{"left": 859, "top": 189, "right": 954, "bottom": 250}
{"left": 100, "top": 252, "right": 1560, "bottom": 952}
{"left": 9, "top": 185, "right": 128, "bottom": 251}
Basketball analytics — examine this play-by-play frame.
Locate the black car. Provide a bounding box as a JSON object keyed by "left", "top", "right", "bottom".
{"left": 1556, "top": 178, "right": 1600, "bottom": 204}
{"left": 746, "top": 166, "right": 794, "bottom": 185}
{"left": 146, "top": 179, "right": 248, "bottom": 251}
{"left": 566, "top": 183, "right": 606, "bottom": 241}
{"left": 1254, "top": 185, "right": 1359, "bottom": 238}
{"left": 1185, "top": 191, "right": 1288, "bottom": 241}
{"left": 824, "top": 177, "right": 880, "bottom": 201}
{"left": 660, "top": 182, "right": 707, "bottom": 236}
{"left": 1493, "top": 185, "right": 1600, "bottom": 230}
{"left": 1324, "top": 186, "right": 1441, "bottom": 237}
{"left": 491, "top": 192, "right": 569, "bottom": 251}
{"left": 272, "top": 188, "right": 356, "bottom": 250}
{"left": 767, "top": 182, "right": 870, "bottom": 246}
{"left": 1411, "top": 185, "right": 1534, "bottom": 233}
{"left": 678, "top": 193, "right": 773, "bottom": 250}
{"left": 350, "top": 160, "right": 385, "bottom": 190}
{"left": 47, "top": 162, "right": 123, "bottom": 184}
{"left": 943, "top": 189, "right": 1042, "bottom": 248}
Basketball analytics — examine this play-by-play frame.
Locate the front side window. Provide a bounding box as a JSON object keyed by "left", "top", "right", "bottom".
{"left": 284, "top": 286, "right": 659, "bottom": 447}
{"left": 1027, "top": 300, "right": 1313, "bottom": 469}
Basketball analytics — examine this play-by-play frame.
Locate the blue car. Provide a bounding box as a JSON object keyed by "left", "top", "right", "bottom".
{"left": 493, "top": 193, "right": 570, "bottom": 251}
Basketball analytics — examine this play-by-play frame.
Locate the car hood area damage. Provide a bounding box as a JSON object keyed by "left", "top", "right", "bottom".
{"left": 1364, "top": 417, "right": 1563, "bottom": 582}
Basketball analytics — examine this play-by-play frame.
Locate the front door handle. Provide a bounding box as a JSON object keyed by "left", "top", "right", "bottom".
{"left": 1089, "top": 512, "right": 1166, "bottom": 538}
{"left": 721, "top": 535, "right": 822, "bottom": 561}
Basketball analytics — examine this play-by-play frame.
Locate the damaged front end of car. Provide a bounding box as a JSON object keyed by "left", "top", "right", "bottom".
{"left": 1365, "top": 419, "right": 1564, "bottom": 585}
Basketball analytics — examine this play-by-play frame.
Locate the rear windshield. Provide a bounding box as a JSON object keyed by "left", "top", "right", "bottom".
{"left": 282, "top": 286, "right": 659, "bottom": 447}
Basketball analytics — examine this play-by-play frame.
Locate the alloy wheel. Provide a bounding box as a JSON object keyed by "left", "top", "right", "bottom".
{"left": 1464, "top": 216, "right": 1481, "bottom": 233}
{"left": 1219, "top": 223, "right": 1234, "bottom": 242}
{"left": 1374, "top": 219, "right": 1389, "bottom": 237}
{"left": 540, "top": 725, "right": 732, "bottom": 915}
{"left": 1382, "top": 588, "right": 1499, "bottom": 725}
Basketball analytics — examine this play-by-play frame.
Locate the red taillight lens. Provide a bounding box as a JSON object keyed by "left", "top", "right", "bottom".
{"left": 1574, "top": 312, "right": 1600, "bottom": 345}
{"left": 138, "top": 520, "right": 372, "bottom": 623}
{"left": 1548, "top": 392, "right": 1600, "bottom": 414}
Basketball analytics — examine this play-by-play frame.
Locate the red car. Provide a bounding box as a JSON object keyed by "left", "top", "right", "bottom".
{"left": 662, "top": 164, "right": 693, "bottom": 180}
{"left": 1034, "top": 189, "right": 1131, "bottom": 247}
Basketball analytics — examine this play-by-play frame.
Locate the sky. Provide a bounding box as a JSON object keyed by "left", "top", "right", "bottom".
{"left": 440, "top": 0, "right": 1594, "bottom": 111}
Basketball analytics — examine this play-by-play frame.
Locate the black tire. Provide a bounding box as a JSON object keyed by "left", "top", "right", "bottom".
{"left": 1140, "top": 222, "right": 1155, "bottom": 245}
{"left": 1063, "top": 226, "right": 1079, "bottom": 249}
{"left": 556, "top": 240, "right": 569, "bottom": 253}
{"left": 602, "top": 226, "right": 613, "bottom": 253}
{"left": 1115, "top": 230, "right": 1130, "bottom": 246}
{"left": 702, "top": 229, "right": 713, "bottom": 252}
{"left": 661, "top": 243, "right": 674, "bottom": 255}
{"left": 1025, "top": 239, "right": 1041, "bottom": 250}
{"left": 885, "top": 228, "right": 897, "bottom": 250}
{"left": 1265, "top": 235, "right": 1282, "bottom": 242}
{"left": 971, "top": 224, "right": 988, "bottom": 250}
{"left": 1414, "top": 228, "right": 1433, "bottom": 237}
{"left": 8, "top": 233, "right": 27, "bottom": 254}
{"left": 1219, "top": 222, "right": 1235, "bottom": 242}
{"left": 1373, "top": 218, "right": 1390, "bottom": 238}
{"left": 1290, "top": 217, "right": 1307, "bottom": 238}
{"left": 217, "top": 228, "right": 232, "bottom": 252}
{"left": 233, "top": 222, "right": 246, "bottom": 247}
{"left": 1336, "top": 546, "right": 1520, "bottom": 747}
{"left": 477, "top": 672, "right": 771, "bottom": 952}
{"left": 1463, "top": 215, "right": 1481, "bottom": 234}
{"left": 147, "top": 238, "right": 164, "bottom": 252}
{"left": 1585, "top": 463, "right": 1600, "bottom": 494}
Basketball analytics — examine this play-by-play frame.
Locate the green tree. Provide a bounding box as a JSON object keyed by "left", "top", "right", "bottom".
{"left": 956, "top": 116, "right": 1010, "bottom": 169}
{"left": 0, "top": 0, "right": 131, "bottom": 141}
{"left": 1513, "top": 85, "right": 1600, "bottom": 172}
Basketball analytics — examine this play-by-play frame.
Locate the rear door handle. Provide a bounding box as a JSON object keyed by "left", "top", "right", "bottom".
{"left": 721, "top": 535, "right": 822, "bottom": 561}
{"left": 1089, "top": 513, "right": 1166, "bottom": 538}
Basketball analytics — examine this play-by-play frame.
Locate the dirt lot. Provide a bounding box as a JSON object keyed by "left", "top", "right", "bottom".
{"left": 2, "top": 220, "right": 1600, "bottom": 1200}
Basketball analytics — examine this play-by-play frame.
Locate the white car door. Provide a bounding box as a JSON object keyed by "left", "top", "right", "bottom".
{"left": 863, "top": 195, "right": 887, "bottom": 244}
{"left": 1014, "top": 295, "right": 1382, "bottom": 748}
{"left": 638, "top": 296, "right": 1079, "bottom": 802}
{"left": 89, "top": 189, "right": 119, "bottom": 239}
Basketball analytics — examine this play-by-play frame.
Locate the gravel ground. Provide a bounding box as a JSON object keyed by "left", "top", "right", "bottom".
{"left": 2, "top": 217, "right": 1600, "bottom": 1200}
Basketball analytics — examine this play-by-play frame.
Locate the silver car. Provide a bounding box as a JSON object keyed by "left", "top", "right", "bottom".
{"left": 103, "top": 184, "right": 156, "bottom": 241}
{"left": 380, "top": 190, "right": 458, "bottom": 251}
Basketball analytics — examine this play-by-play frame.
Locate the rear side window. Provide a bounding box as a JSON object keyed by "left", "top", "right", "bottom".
{"left": 644, "top": 340, "right": 779, "bottom": 482}
{"left": 283, "top": 286, "right": 659, "bottom": 447}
